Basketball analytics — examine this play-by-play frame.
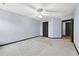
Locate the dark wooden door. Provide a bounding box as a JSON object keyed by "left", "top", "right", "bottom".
{"left": 43, "top": 22, "right": 48, "bottom": 37}
{"left": 66, "top": 22, "right": 72, "bottom": 36}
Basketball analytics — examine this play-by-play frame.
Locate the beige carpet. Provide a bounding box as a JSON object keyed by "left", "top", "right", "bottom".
{"left": 0, "top": 37, "right": 78, "bottom": 56}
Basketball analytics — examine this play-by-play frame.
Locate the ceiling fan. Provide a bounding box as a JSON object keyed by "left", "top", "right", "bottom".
{"left": 37, "top": 8, "right": 59, "bottom": 18}
{"left": 36, "top": 8, "right": 47, "bottom": 18}
{"left": 25, "top": 4, "right": 58, "bottom": 18}
{"left": 25, "top": 4, "right": 58, "bottom": 12}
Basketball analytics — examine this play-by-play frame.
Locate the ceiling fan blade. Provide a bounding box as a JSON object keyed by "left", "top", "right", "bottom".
{"left": 44, "top": 9, "right": 66, "bottom": 12}
{"left": 25, "top": 4, "right": 37, "bottom": 10}
{"left": 45, "top": 9, "right": 58, "bottom": 12}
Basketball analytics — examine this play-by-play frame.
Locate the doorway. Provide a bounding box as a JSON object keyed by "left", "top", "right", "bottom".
{"left": 43, "top": 22, "right": 48, "bottom": 37}
{"left": 66, "top": 22, "right": 72, "bottom": 36}
{"left": 62, "top": 19, "right": 73, "bottom": 42}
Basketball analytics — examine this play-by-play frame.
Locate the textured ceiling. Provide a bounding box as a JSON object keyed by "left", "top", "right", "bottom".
{"left": 0, "top": 3, "right": 77, "bottom": 21}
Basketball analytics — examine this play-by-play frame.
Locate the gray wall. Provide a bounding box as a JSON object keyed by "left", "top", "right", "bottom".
{"left": 0, "top": 9, "right": 40, "bottom": 44}
{"left": 48, "top": 18, "right": 61, "bottom": 38}
{"left": 48, "top": 19, "right": 53, "bottom": 37}
{"left": 40, "top": 22, "right": 43, "bottom": 36}
{"left": 63, "top": 22, "right": 66, "bottom": 35}
{"left": 74, "top": 4, "right": 79, "bottom": 51}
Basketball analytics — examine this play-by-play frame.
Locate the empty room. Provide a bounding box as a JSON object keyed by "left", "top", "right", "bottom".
{"left": 0, "top": 3, "right": 79, "bottom": 56}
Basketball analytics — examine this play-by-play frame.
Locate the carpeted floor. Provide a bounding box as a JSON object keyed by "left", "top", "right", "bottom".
{"left": 0, "top": 37, "right": 78, "bottom": 56}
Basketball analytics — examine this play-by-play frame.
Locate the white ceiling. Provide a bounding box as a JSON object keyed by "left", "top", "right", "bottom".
{"left": 0, "top": 3, "right": 77, "bottom": 21}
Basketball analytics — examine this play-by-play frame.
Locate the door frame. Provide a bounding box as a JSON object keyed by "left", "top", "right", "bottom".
{"left": 62, "top": 19, "right": 74, "bottom": 42}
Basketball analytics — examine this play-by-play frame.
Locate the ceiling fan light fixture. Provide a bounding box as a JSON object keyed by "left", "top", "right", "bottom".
{"left": 38, "top": 15, "right": 42, "bottom": 18}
